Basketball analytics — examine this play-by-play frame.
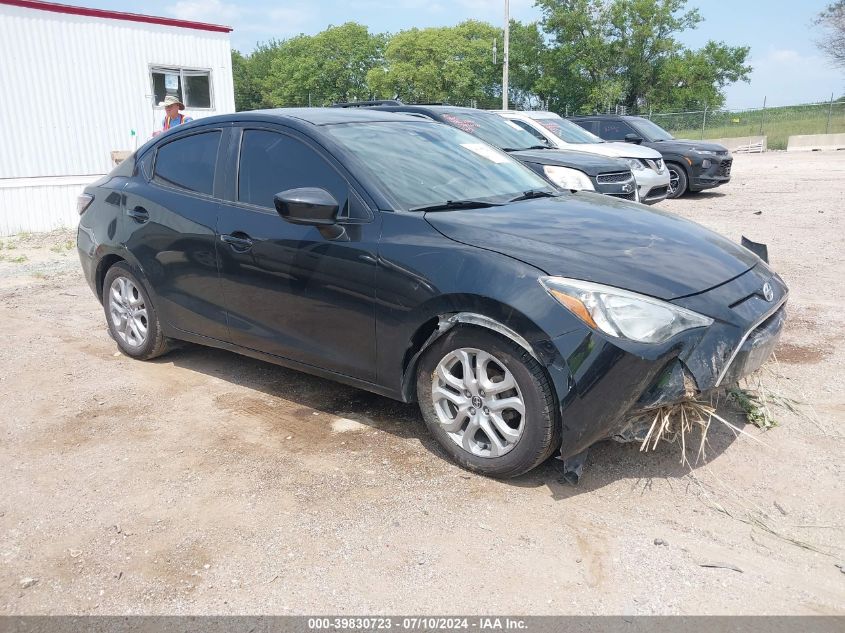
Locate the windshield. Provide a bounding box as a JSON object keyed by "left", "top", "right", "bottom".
{"left": 533, "top": 115, "right": 605, "bottom": 144}
{"left": 436, "top": 109, "right": 547, "bottom": 151}
{"left": 325, "top": 121, "right": 555, "bottom": 211}
{"left": 629, "top": 118, "right": 675, "bottom": 142}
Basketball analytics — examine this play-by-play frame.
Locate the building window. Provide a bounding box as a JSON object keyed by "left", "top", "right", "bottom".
{"left": 151, "top": 67, "right": 212, "bottom": 109}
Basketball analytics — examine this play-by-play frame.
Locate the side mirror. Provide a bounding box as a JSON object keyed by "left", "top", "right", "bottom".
{"left": 274, "top": 187, "right": 339, "bottom": 226}
{"left": 624, "top": 133, "right": 644, "bottom": 144}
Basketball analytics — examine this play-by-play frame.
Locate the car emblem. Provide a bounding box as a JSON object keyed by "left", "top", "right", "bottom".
{"left": 762, "top": 282, "right": 774, "bottom": 302}
{"left": 622, "top": 183, "right": 632, "bottom": 193}
{"left": 471, "top": 396, "right": 483, "bottom": 409}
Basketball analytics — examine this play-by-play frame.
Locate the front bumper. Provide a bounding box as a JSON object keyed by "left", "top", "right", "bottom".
{"left": 691, "top": 154, "right": 733, "bottom": 191}
{"left": 545, "top": 264, "right": 787, "bottom": 460}
{"left": 633, "top": 167, "right": 671, "bottom": 204}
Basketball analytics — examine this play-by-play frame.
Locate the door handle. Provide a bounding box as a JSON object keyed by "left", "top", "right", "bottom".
{"left": 126, "top": 206, "right": 149, "bottom": 223}
{"left": 220, "top": 233, "right": 254, "bottom": 251}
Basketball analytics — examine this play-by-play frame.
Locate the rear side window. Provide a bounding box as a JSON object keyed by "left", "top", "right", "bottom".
{"left": 237, "top": 129, "right": 347, "bottom": 209}
{"left": 153, "top": 131, "right": 221, "bottom": 195}
{"left": 599, "top": 120, "right": 636, "bottom": 141}
{"left": 575, "top": 120, "right": 599, "bottom": 135}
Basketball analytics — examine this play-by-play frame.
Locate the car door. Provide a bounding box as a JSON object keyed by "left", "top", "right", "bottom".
{"left": 216, "top": 125, "right": 380, "bottom": 382}
{"left": 123, "top": 127, "right": 230, "bottom": 341}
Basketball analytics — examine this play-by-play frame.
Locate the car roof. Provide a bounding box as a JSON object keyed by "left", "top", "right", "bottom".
{"left": 182, "top": 107, "right": 425, "bottom": 127}
{"left": 569, "top": 114, "right": 647, "bottom": 121}
{"left": 358, "top": 104, "right": 495, "bottom": 118}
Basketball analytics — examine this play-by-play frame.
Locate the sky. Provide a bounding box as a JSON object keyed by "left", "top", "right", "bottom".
{"left": 64, "top": 0, "right": 845, "bottom": 109}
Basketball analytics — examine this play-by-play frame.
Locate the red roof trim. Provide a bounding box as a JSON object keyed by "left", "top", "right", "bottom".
{"left": 0, "top": 0, "right": 232, "bottom": 32}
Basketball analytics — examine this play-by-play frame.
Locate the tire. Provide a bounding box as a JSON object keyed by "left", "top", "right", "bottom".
{"left": 102, "top": 262, "right": 169, "bottom": 360}
{"left": 666, "top": 162, "right": 688, "bottom": 199}
{"left": 416, "top": 326, "right": 559, "bottom": 478}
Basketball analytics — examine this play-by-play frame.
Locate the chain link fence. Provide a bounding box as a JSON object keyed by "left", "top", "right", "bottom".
{"left": 646, "top": 100, "right": 845, "bottom": 150}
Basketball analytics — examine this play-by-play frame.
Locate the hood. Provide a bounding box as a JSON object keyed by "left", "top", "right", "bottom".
{"left": 424, "top": 193, "right": 758, "bottom": 301}
{"left": 510, "top": 148, "right": 630, "bottom": 176}
{"left": 555, "top": 141, "right": 663, "bottom": 161}
{"left": 651, "top": 139, "right": 730, "bottom": 154}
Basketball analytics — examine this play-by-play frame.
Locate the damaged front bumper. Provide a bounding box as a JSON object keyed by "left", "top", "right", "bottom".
{"left": 547, "top": 264, "right": 788, "bottom": 462}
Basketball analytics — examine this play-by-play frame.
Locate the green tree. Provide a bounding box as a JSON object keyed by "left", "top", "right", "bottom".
{"left": 536, "top": 0, "right": 750, "bottom": 112}
{"left": 231, "top": 41, "right": 285, "bottom": 111}
{"left": 816, "top": 1, "right": 845, "bottom": 68}
{"left": 263, "top": 23, "right": 386, "bottom": 106}
{"left": 367, "top": 21, "right": 501, "bottom": 107}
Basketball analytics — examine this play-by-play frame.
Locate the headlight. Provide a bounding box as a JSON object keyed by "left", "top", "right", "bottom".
{"left": 540, "top": 276, "right": 713, "bottom": 344}
{"left": 692, "top": 149, "right": 718, "bottom": 157}
{"left": 623, "top": 158, "right": 647, "bottom": 171}
{"left": 542, "top": 166, "right": 595, "bottom": 191}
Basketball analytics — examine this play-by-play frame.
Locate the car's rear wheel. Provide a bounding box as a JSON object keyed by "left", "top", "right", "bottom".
{"left": 666, "top": 162, "right": 688, "bottom": 199}
{"left": 416, "top": 327, "right": 559, "bottom": 478}
{"left": 103, "top": 262, "right": 169, "bottom": 360}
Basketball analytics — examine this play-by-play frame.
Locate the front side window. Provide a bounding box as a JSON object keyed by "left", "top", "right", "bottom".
{"left": 325, "top": 121, "right": 554, "bottom": 211}
{"left": 153, "top": 131, "right": 221, "bottom": 195}
{"left": 511, "top": 119, "right": 548, "bottom": 142}
{"left": 534, "top": 116, "right": 605, "bottom": 144}
{"left": 599, "top": 120, "right": 637, "bottom": 141}
{"left": 151, "top": 67, "right": 212, "bottom": 108}
{"left": 629, "top": 118, "right": 675, "bottom": 142}
{"left": 237, "top": 130, "right": 348, "bottom": 209}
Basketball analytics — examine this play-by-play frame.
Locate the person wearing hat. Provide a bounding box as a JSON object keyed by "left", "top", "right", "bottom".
{"left": 160, "top": 95, "right": 193, "bottom": 131}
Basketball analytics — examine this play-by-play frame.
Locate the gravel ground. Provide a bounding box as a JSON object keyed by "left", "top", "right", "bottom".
{"left": 1, "top": 151, "right": 843, "bottom": 615}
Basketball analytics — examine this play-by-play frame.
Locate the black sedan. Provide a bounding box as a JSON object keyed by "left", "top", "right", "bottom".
{"left": 334, "top": 102, "right": 640, "bottom": 202}
{"left": 77, "top": 108, "right": 786, "bottom": 478}
{"left": 569, "top": 115, "right": 733, "bottom": 199}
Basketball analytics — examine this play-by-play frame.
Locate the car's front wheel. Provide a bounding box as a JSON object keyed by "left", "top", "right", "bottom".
{"left": 666, "top": 162, "right": 688, "bottom": 199}
{"left": 103, "top": 262, "right": 169, "bottom": 360}
{"left": 416, "top": 327, "right": 559, "bottom": 478}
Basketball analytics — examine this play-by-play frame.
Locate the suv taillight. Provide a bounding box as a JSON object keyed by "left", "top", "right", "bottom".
{"left": 77, "top": 193, "right": 94, "bottom": 215}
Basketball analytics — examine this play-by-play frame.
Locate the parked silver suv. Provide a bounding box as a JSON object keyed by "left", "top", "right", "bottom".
{"left": 494, "top": 110, "right": 671, "bottom": 204}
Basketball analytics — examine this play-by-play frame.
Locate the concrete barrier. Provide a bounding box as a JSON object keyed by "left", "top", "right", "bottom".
{"left": 704, "top": 136, "right": 767, "bottom": 153}
{"left": 786, "top": 133, "right": 845, "bottom": 152}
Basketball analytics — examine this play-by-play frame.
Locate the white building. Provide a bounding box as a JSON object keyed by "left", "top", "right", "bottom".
{"left": 0, "top": 0, "right": 235, "bottom": 235}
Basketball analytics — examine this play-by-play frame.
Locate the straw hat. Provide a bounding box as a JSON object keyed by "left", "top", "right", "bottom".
{"left": 160, "top": 95, "right": 185, "bottom": 110}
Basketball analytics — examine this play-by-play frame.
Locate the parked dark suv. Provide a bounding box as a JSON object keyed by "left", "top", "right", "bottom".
{"left": 334, "top": 102, "right": 641, "bottom": 202}
{"left": 569, "top": 115, "right": 733, "bottom": 199}
{"left": 77, "top": 108, "right": 786, "bottom": 478}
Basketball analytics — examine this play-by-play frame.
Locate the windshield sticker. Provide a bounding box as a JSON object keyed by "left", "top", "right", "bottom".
{"left": 538, "top": 121, "right": 563, "bottom": 134}
{"left": 442, "top": 113, "right": 479, "bottom": 134}
{"left": 460, "top": 143, "right": 509, "bottom": 163}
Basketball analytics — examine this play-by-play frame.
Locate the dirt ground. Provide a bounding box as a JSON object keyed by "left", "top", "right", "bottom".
{"left": 1, "top": 151, "right": 843, "bottom": 615}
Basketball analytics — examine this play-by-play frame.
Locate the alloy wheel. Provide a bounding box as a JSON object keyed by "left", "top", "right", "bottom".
{"left": 668, "top": 168, "right": 681, "bottom": 196}
{"left": 108, "top": 276, "right": 149, "bottom": 348}
{"left": 431, "top": 348, "right": 525, "bottom": 458}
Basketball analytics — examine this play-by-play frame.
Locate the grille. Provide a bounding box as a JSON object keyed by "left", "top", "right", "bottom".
{"left": 644, "top": 186, "right": 668, "bottom": 200}
{"left": 596, "top": 171, "right": 632, "bottom": 184}
{"left": 718, "top": 159, "right": 733, "bottom": 177}
{"left": 608, "top": 191, "right": 637, "bottom": 201}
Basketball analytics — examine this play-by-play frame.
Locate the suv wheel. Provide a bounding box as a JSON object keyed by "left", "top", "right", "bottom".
{"left": 416, "top": 327, "right": 559, "bottom": 478}
{"left": 103, "top": 262, "right": 169, "bottom": 360}
{"left": 666, "top": 162, "right": 688, "bottom": 198}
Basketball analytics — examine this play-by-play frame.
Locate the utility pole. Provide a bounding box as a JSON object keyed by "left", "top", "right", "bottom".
{"left": 827, "top": 92, "right": 834, "bottom": 134}
{"left": 502, "top": 0, "right": 509, "bottom": 110}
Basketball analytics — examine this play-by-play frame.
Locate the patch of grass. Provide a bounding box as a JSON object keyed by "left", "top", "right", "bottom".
{"left": 31, "top": 271, "right": 46, "bottom": 280}
{"left": 9, "top": 255, "right": 28, "bottom": 264}
{"left": 49, "top": 240, "right": 75, "bottom": 253}
{"left": 728, "top": 387, "right": 778, "bottom": 430}
{"left": 655, "top": 102, "right": 845, "bottom": 150}
{"left": 633, "top": 398, "right": 764, "bottom": 467}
